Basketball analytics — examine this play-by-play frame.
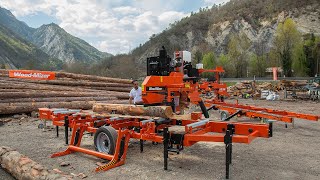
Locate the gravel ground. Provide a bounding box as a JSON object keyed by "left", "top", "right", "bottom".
{"left": 0, "top": 167, "right": 14, "bottom": 180}
{"left": 0, "top": 99, "right": 319, "bottom": 180}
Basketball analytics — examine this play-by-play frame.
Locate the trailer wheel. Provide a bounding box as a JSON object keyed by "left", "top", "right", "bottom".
{"left": 220, "top": 111, "right": 230, "bottom": 121}
{"left": 94, "top": 126, "right": 118, "bottom": 154}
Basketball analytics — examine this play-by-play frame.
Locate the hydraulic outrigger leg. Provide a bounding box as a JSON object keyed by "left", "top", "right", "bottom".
{"left": 224, "top": 124, "right": 234, "bottom": 179}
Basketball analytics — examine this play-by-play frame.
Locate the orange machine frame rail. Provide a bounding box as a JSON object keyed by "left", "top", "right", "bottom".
{"left": 205, "top": 101, "right": 319, "bottom": 125}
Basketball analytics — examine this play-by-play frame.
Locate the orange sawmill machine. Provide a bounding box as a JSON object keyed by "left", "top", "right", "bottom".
{"left": 142, "top": 46, "right": 319, "bottom": 125}
{"left": 38, "top": 47, "right": 317, "bottom": 179}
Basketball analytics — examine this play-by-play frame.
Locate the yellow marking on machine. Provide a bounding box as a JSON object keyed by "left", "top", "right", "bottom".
{"left": 97, "top": 159, "right": 117, "bottom": 171}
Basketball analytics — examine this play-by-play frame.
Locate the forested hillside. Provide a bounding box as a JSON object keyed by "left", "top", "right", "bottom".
{"left": 0, "top": 25, "right": 62, "bottom": 69}
{"left": 2, "top": 0, "right": 319, "bottom": 78}
{"left": 81, "top": 0, "right": 319, "bottom": 79}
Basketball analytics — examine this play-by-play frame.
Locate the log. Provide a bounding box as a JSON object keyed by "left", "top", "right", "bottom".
{"left": 0, "top": 89, "right": 29, "bottom": 92}
{"left": 0, "top": 100, "right": 128, "bottom": 115}
{"left": 0, "top": 69, "right": 132, "bottom": 84}
{"left": 0, "top": 91, "right": 127, "bottom": 99}
{"left": 0, "top": 78, "right": 131, "bottom": 92}
{"left": 0, "top": 80, "right": 130, "bottom": 93}
{"left": 0, "top": 146, "right": 67, "bottom": 179}
{"left": 0, "top": 89, "right": 95, "bottom": 93}
{"left": 280, "top": 80, "right": 308, "bottom": 87}
{"left": 0, "top": 85, "right": 97, "bottom": 92}
{"left": 0, "top": 84, "right": 130, "bottom": 93}
{"left": 75, "top": 86, "right": 131, "bottom": 92}
{"left": 0, "top": 77, "right": 132, "bottom": 88}
{"left": 0, "top": 96, "right": 117, "bottom": 103}
{"left": 0, "top": 69, "right": 8, "bottom": 75}
{"left": 55, "top": 72, "right": 132, "bottom": 84}
{"left": 92, "top": 103, "right": 173, "bottom": 118}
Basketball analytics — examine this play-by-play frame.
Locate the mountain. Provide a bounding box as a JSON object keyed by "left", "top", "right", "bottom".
{"left": 131, "top": 0, "right": 320, "bottom": 64}
{"left": 0, "top": 6, "right": 111, "bottom": 65}
{"left": 62, "top": 0, "right": 319, "bottom": 79}
{"left": 31, "top": 23, "right": 110, "bottom": 63}
{"left": 0, "top": 7, "right": 34, "bottom": 41}
{"left": 0, "top": 25, "right": 61, "bottom": 69}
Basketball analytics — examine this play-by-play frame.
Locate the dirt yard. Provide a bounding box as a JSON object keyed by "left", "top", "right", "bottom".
{"left": 0, "top": 99, "right": 319, "bottom": 180}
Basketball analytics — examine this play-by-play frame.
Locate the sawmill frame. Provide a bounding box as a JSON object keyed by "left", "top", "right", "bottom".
{"left": 205, "top": 100, "right": 319, "bottom": 125}
{"left": 39, "top": 108, "right": 272, "bottom": 179}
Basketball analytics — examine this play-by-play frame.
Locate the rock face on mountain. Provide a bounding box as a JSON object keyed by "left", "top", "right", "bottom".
{"left": 132, "top": 0, "right": 320, "bottom": 65}
{"left": 0, "top": 7, "right": 111, "bottom": 67}
{"left": 32, "top": 23, "right": 110, "bottom": 63}
{"left": 0, "top": 25, "right": 56, "bottom": 69}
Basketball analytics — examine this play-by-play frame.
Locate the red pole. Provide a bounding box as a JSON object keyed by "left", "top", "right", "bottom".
{"left": 272, "top": 67, "right": 278, "bottom": 81}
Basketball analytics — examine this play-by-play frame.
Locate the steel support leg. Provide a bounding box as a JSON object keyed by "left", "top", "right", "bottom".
{"left": 224, "top": 124, "right": 234, "bottom": 179}
{"left": 226, "top": 143, "right": 231, "bottom": 179}
{"left": 64, "top": 116, "right": 69, "bottom": 145}
{"left": 140, "top": 139, "right": 144, "bottom": 153}
{"left": 199, "top": 100, "right": 209, "bottom": 118}
{"left": 163, "top": 127, "right": 169, "bottom": 170}
{"left": 74, "top": 129, "right": 80, "bottom": 146}
{"left": 56, "top": 126, "right": 59, "bottom": 137}
{"left": 269, "top": 122, "right": 273, "bottom": 137}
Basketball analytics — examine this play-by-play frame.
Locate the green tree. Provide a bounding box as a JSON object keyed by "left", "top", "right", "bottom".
{"left": 202, "top": 52, "right": 216, "bottom": 78}
{"left": 194, "top": 50, "right": 203, "bottom": 65}
{"left": 274, "top": 18, "right": 301, "bottom": 77}
{"left": 314, "top": 38, "right": 320, "bottom": 76}
{"left": 292, "top": 42, "right": 308, "bottom": 76}
{"left": 267, "top": 49, "right": 281, "bottom": 67}
{"left": 216, "top": 54, "right": 235, "bottom": 77}
{"left": 304, "top": 34, "right": 320, "bottom": 76}
{"left": 251, "top": 39, "right": 268, "bottom": 77}
{"left": 304, "top": 34, "right": 315, "bottom": 76}
{"left": 249, "top": 53, "right": 267, "bottom": 77}
{"left": 227, "top": 33, "right": 251, "bottom": 78}
{"left": 25, "top": 59, "right": 37, "bottom": 70}
{"left": 0, "top": 63, "right": 5, "bottom": 69}
{"left": 202, "top": 52, "right": 216, "bottom": 69}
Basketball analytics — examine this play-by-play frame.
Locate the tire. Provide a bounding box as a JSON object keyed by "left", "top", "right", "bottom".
{"left": 220, "top": 111, "right": 230, "bottom": 121}
{"left": 38, "top": 123, "right": 44, "bottom": 129}
{"left": 94, "top": 126, "right": 118, "bottom": 155}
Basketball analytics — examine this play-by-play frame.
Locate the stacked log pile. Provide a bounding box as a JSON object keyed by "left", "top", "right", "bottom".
{"left": 257, "top": 82, "right": 274, "bottom": 90}
{"left": 0, "top": 69, "right": 132, "bottom": 115}
{"left": 227, "top": 81, "right": 255, "bottom": 97}
{"left": 277, "top": 80, "right": 308, "bottom": 91}
{"left": 312, "top": 82, "right": 320, "bottom": 88}
{"left": 277, "top": 80, "right": 312, "bottom": 100}
{"left": 227, "top": 81, "right": 275, "bottom": 98}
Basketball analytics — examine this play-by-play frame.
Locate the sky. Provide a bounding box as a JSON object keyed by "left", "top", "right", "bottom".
{"left": 1, "top": 0, "right": 230, "bottom": 55}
